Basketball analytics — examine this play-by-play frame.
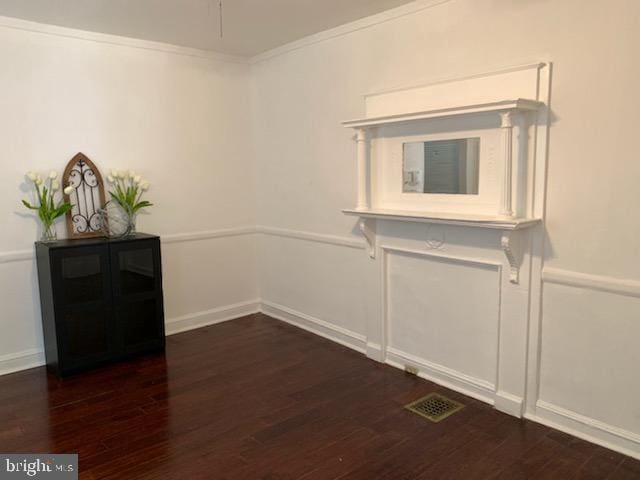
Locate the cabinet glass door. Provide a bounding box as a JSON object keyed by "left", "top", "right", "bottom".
{"left": 50, "top": 244, "right": 114, "bottom": 369}
{"left": 110, "top": 239, "right": 164, "bottom": 354}
{"left": 117, "top": 247, "right": 156, "bottom": 295}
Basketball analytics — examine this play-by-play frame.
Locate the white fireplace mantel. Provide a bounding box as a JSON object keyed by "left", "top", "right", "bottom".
{"left": 343, "top": 208, "right": 540, "bottom": 230}
{"left": 342, "top": 95, "right": 545, "bottom": 284}
{"left": 344, "top": 208, "right": 539, "bottom": 283}
{"left": 339, "top": 63, "right": 552, "bottom": 420}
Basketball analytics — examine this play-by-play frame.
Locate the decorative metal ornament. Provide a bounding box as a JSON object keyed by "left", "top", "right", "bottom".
{"left": 63, "top": 152, "right": 106, "bottom": 238}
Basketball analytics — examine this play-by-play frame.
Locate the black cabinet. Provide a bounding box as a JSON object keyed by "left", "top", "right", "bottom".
{"left": 36, "top": 234, "right": 165, "bottom": 376}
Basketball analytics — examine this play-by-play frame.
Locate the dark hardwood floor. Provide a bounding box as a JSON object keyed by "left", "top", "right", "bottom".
{"left": 1, "top": 313, "right": 638, "bottom": 479}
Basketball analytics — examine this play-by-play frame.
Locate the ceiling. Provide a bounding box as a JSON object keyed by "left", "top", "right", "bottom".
{"left": 0, "top": 0, "right": 417, "bottom": 57}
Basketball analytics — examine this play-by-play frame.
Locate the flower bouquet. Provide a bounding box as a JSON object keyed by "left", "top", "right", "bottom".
{"left": 22, "top": 171, "right": 74, "bottom": 242}
{"left": 107, "top": 170, "right": 152, "bottom": 235}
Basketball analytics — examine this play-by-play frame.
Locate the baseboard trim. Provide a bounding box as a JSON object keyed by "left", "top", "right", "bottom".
{"left": 494, "top": 391, "right": 524, "bottom": 417}
{"left": 260, "top": 301, "right": 367, "bottom": 354}
{"left": 528, "top": 401, "right": 640, "bottom": 460}
{"left": 365, "top": 342, "right": 384, "bottom": 362}
{"left": 0, "top": 300, "right": 261, "bottom": 376}
{"left": 3, "top": 299, "right": 638, "bottom": 461}
{"left": 0, "top": 349, "right": 45, "bottom": 376}
{"left": 385, "top": 347, "right": 495, "bottom": 406}
{"left": 165, "top": 299, "right": 261, "bottom": 335}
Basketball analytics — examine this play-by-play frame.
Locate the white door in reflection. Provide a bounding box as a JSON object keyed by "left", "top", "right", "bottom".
{"left": 403, "top": 138, "right": 480, "bottom": 195}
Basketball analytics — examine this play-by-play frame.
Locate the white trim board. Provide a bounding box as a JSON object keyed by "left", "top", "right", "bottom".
{"left": 262, "top": 300, "right": 640, "bottom": 459}
{"left": 257, "top": 225, "right": 365, "bottom": 250}
{"left": 0, "top": 15, "right": 247, "bottom": 63}
{"left": 162, "top": 227, "right": 257, "bottom": 245}
{"left": 249, "top": 0, "right": 452, "bottom": 64}
{"left": 261, "top": 295, "right": 520, "bottom": 418}
{"left": 528, "top": 401, "right": 640, "bottom": 461}
{"left": 0, "top": 0, "right": 453, "bottom": 65}
{"left": 165, "top": 299, "right": 261, "bottom": 335}
{"left": 0, "top": 299, "right": 261, "bottom": 376}
{"left": 0, "top": 349, "right": 45, "bottom": 377}
{"left": 260, "top": 300, "right": 366, "bottom": 354}
{"left": 2, "top": 300, "right": 638, "bottom": 461}
{"left": 0, "top": 226, "right": 259, "bottom": 264}
{"left": 0, "top": 226, "right": 359, "bottom": 264}
{"left": 0, "top": 249, "right": 33, "bottom": 265}
{"left": 385, "top": 347, "right": 494, "bottom": 404}
{"left": 543, "top": 267, "right": 640, "bottom": 299}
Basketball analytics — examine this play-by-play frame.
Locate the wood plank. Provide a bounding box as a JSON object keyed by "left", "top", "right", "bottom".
{"left": 0, "top": 313, "right": 636, "bottom": 479}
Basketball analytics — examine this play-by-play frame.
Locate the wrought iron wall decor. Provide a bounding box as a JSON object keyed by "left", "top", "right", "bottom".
{"left": 63, "top": 152, "right": 106, "bottom": 238}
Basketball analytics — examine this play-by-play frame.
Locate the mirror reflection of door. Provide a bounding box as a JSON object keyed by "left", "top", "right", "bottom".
{"left": 425, "top": 140, "right": 460, "bottom": 193}
{"left": 403, "top": 138, "right": 479, "bottom": 195}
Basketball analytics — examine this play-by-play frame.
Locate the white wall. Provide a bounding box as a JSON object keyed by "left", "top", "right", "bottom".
{"left": 0, "top": 20, "right": 259, "bottom": 373}
{"left": 0, "top": 0, "right": 638, "bottom": 460}
{"left": 251, "top": 0, "right": 640, "bottom": 458}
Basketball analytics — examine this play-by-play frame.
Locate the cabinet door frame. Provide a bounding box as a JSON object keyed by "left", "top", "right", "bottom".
{"left": 109, "top": 238, "right": 165, "bottom": 356}
{"left": 49, "top": 244, "right": 115, "bottom": 372}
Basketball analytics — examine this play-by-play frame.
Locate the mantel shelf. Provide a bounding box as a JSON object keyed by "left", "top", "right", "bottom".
{"left": 345, "top": 208, "right": 540, "bottom": 283}
{"left": 343, "top": 208, "right": 541, "bottom": 231}
{"left": 342, "top": 98, "right": 544, "bottom": 129}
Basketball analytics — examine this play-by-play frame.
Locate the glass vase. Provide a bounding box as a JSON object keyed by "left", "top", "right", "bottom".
{"left": 40, "top": 223, "right": 57, "bottom": 243}
{"left": 125, "top": 212, "right": 137, "bottom": 237}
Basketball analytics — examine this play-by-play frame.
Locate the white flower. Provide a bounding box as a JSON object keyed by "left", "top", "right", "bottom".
{"left": 49, "top": 171, "right": 58, "bottom": 179}
{"left": 128, "top": 170, "right": 136, "bottom": 179}
{"left": 134, "top": 175, "right": 142, "bottom": 184}
{"left": 26, "top": 171, "right": 37, "bottom": 182}
{"left": 110, "top": 169, "right": 118, "bottom": 178}
{"left": 64, "top": 186, "right": 74, "bottom": 195}
{"left": 35, "top": 175, "right": 43, "bottom": 185}
{"left": 117, "top": 170, "right": 126, "bottom": 179}
{"left": 107, "top": 175, "right": 115, "bottom": 183}
{"left": 140, "top": 181, "right": 150, "bottom": 191}
{"left": 51, "top": 180, "right": 59, "bottom": 191}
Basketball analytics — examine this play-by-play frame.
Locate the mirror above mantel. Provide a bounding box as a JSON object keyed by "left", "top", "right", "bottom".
{"left": 341, "top": 63, "right": 551, "bottom": 284}
{"left": 403, "top": 137, "right": 480, "bottom": 195}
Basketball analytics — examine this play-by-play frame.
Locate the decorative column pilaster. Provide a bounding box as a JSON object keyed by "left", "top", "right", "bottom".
{"left": 499, "top": 111, "right": 514, "bottom": 218}
{"left": 356, "top": 128, "right": 369, "bottom": 210}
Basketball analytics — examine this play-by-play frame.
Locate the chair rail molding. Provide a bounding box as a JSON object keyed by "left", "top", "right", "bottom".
{"left": 542, "top": 267, "right": 640, "bottom": 298}
{"left": 0, "top": 226, "right": 260, "bottom": 264}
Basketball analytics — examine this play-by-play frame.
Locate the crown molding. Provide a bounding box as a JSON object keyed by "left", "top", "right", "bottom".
{"left": 0, "top": 0, "right": 454, "bottom": 66}
{"left": 0, "top": 15, "right": 249, "bottom": 64}
{"left": 249, "top": 0, "right": 453, "bottom": 64}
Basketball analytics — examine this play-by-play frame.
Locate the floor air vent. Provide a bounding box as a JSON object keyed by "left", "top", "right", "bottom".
{"left": 404, "top": 393, "right": 464, "bottom": 422}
